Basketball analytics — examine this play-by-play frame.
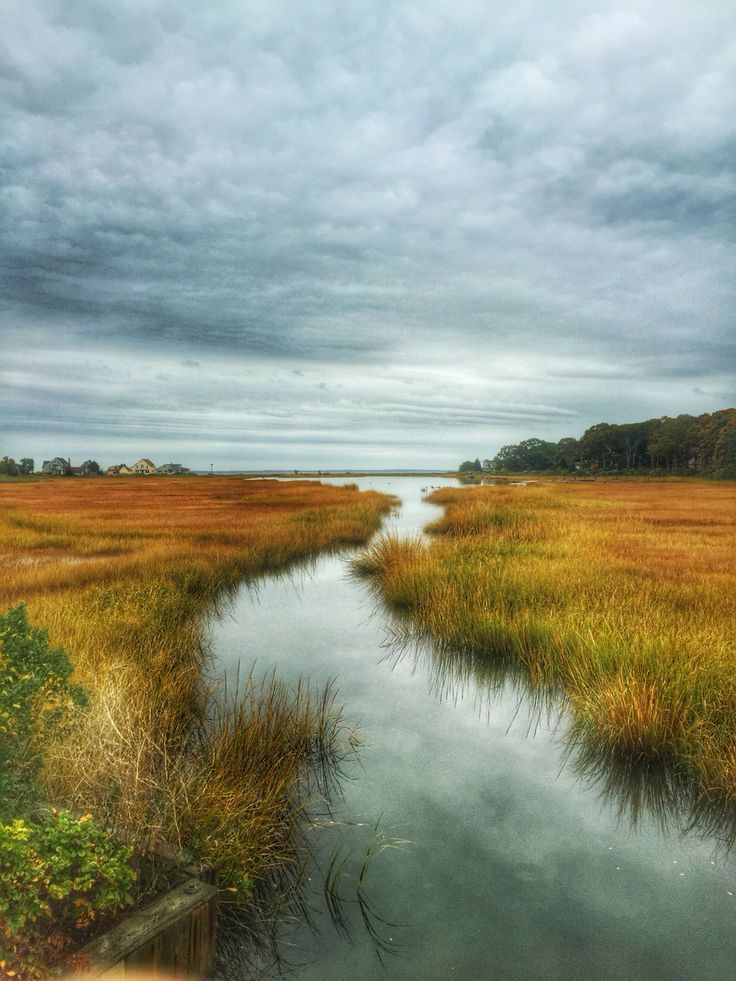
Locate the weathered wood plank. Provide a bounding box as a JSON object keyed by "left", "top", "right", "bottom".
{"left": 77, "top": 878, "right": 218, "bottom": 977}
{"left": 188, "top": 897, "right": 217, "bottom": 975}
{"left": 96, "top": 965, "right": 126, "bottom": 979}
{"left": 123, "top": 937, "right": 160, "bottom": 972}
{"left": 157, "top": 912, "right": 188, "bottom": 973}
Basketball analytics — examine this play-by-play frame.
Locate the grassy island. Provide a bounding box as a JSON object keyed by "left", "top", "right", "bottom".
{"left": 355, "top": 479, "right": 736, "bottom": 799}
{"left": 0, "top": 476, "right": 392, "bottom": 975}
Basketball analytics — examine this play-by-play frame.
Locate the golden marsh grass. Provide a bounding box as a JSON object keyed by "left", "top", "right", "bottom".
{"left": 355, "top": 480, "right": 736, "bottom": 798}
{"left": 0, "top": 476, "right": 392, "bottom": 893}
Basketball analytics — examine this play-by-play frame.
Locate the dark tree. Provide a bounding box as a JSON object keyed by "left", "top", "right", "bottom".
{"left": 579, "top": 423, "right": 626, "bottom": 470}
{"left": 647, "top": 415, "right": 697, "bottom": 470}
{"left": 554, "top": 438, "right": 580, "bottom": 470}
{"left": 713, "top": 421, "right": 736, "bottom": 477}
{"left": 491, "top": 444, "right": 523, "bottom": 472}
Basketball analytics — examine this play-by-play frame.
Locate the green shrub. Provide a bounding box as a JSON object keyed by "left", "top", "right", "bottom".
{"left": 0, "top": 809, "right": 135, "bottom": 972}
{"left": 0, "top": 608, "right": 135, "bottom": 977}
{"left": 0, "top": 605, "right": 88, "bottom": 817}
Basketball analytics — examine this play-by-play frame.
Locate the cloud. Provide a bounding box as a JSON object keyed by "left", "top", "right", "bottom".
{"left": 1, "top": 0, "right": 734, "bottom": 466}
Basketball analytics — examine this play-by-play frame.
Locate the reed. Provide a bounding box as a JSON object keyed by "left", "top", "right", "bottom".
{"left": 354, "top": 480, "right": 736, "bottom": 798}
{"left": 0, "top": 477, "right": 392, "bottom": 901}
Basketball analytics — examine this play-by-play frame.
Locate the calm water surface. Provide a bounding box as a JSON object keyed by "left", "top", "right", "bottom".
{"left": 210, "top": 477, "right": 736, "bottom": 980}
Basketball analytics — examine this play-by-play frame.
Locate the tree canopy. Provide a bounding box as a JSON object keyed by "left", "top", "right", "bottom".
{"left": 463, "top": 408, "right": 736, "bottom": 477}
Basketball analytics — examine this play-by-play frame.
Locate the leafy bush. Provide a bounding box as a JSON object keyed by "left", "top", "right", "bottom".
{"left": 0, "top": 607, "right": 135, "bottom": 977}
{"left": 0, "top": 605, "right": 88, "bottom": 817}
{"left": 0, "top": 809, "right": 135, "bottom": 972}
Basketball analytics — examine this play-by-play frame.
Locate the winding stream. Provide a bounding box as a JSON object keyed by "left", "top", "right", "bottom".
{"left": 210, "top": 477, "right": 736, "bottom": 980}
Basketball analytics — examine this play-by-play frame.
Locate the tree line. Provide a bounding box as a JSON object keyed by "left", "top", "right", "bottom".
{"left": 460, "top": 408, "right": 736, "bottom": 477}
{"left": 0, "top": 456, "right": 34, "bottom": 476}
{"left": 0, "top": 457, "right": 103, "bottom": 476}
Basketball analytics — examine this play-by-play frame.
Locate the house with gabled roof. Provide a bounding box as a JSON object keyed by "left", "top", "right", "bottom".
{"left": 106, "top": 460, "right": 158, "bottom": 475}
{"left": 156, "top": 463, "right": 190, "bottom": 475}
{"left": 130, "top": 458, "right": 156, "bottom": 475}
{"left": 41, "top": 457, "right": 71, "bottom": 475}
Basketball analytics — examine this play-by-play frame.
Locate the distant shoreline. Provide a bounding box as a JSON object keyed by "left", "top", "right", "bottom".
{"left": 197, "top": 469, "right": 458, "bottom": 478}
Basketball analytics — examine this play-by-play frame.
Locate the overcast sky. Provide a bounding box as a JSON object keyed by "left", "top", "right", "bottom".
{"left": 2, "top": 0, "right": 735, "bottom": 470}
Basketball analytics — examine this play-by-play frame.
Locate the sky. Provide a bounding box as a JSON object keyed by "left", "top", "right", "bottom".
{"left": 2, "top": 0, "right": 735, "bottom": 471}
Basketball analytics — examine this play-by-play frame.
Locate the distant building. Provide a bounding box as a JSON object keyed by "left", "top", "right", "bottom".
{"left": 130, "top": 458, "right": 156, "bottom": 475}
{"left": 41, "top": 457, "right": 72, "bottom": 475}
{"left": 156, "top": 463, "right": 191, "bottom": 475}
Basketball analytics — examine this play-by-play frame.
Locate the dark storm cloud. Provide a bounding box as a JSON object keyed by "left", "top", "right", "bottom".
{"left": 2, "top": 0, "right": 734, "bottom": 467}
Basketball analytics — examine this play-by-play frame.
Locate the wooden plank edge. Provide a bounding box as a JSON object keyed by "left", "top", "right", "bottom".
{"left": 74, "top": 878, "right": 219, "bottom": 975}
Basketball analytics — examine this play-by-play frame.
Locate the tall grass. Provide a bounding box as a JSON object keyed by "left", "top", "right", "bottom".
{"left": 0, "top": 477, "right": 393, "bottom": 906}
{"left": 354, "top": 480, "right": 736, "bottom": 799}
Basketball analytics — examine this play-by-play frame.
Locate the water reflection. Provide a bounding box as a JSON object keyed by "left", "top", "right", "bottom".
{"left": 207, "top": 580, "right": 406, "bottom": 979}
{"left": 380, "top": 619, "right": 561, "bottom": 729}
{"left": 380, "top": 616, "right": 736, "bottom": 853}
{"left": 216, "top": 819, "right": 409, "bottom": 978}
{"left": 564, "top": 736, "right": 736, "bottom": 852}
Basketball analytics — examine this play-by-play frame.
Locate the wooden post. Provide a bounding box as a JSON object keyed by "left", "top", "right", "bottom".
{"left": 76, "top": 878, "right": 218, "bottom": 979}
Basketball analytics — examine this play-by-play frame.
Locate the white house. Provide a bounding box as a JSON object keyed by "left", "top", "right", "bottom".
{"left": 130, "top": 458, "right": 156, "bottom": 475}
{"left": 41, "top": 457, "right": 71, "bottom": 475}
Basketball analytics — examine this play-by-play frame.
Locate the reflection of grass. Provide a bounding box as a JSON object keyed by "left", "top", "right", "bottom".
{"left": 0, "top": 478, "right": 392, "bottom": 902}
{"left": 355, "top": 480, "right": 736, "bottom": 799}
{"left": 378, "top": 615, "right": 736, "bottom": 851}
{"left": 322, "top": 818, "right": 409, "bottom": 967}
{"left": 562, "top": 730, "right": 736, "bottom": 847}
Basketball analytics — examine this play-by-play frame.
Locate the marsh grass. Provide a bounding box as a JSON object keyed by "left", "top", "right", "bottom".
{"left": 354, "top": 480, "right": 736, "bottom": 800}
{"left": 0, "top": 477, "right": 393, "bottom": 910}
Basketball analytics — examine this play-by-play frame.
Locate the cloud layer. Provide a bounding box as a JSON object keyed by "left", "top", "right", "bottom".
{"left": 2, "top": 0, "right": 735, "bottom": 467}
